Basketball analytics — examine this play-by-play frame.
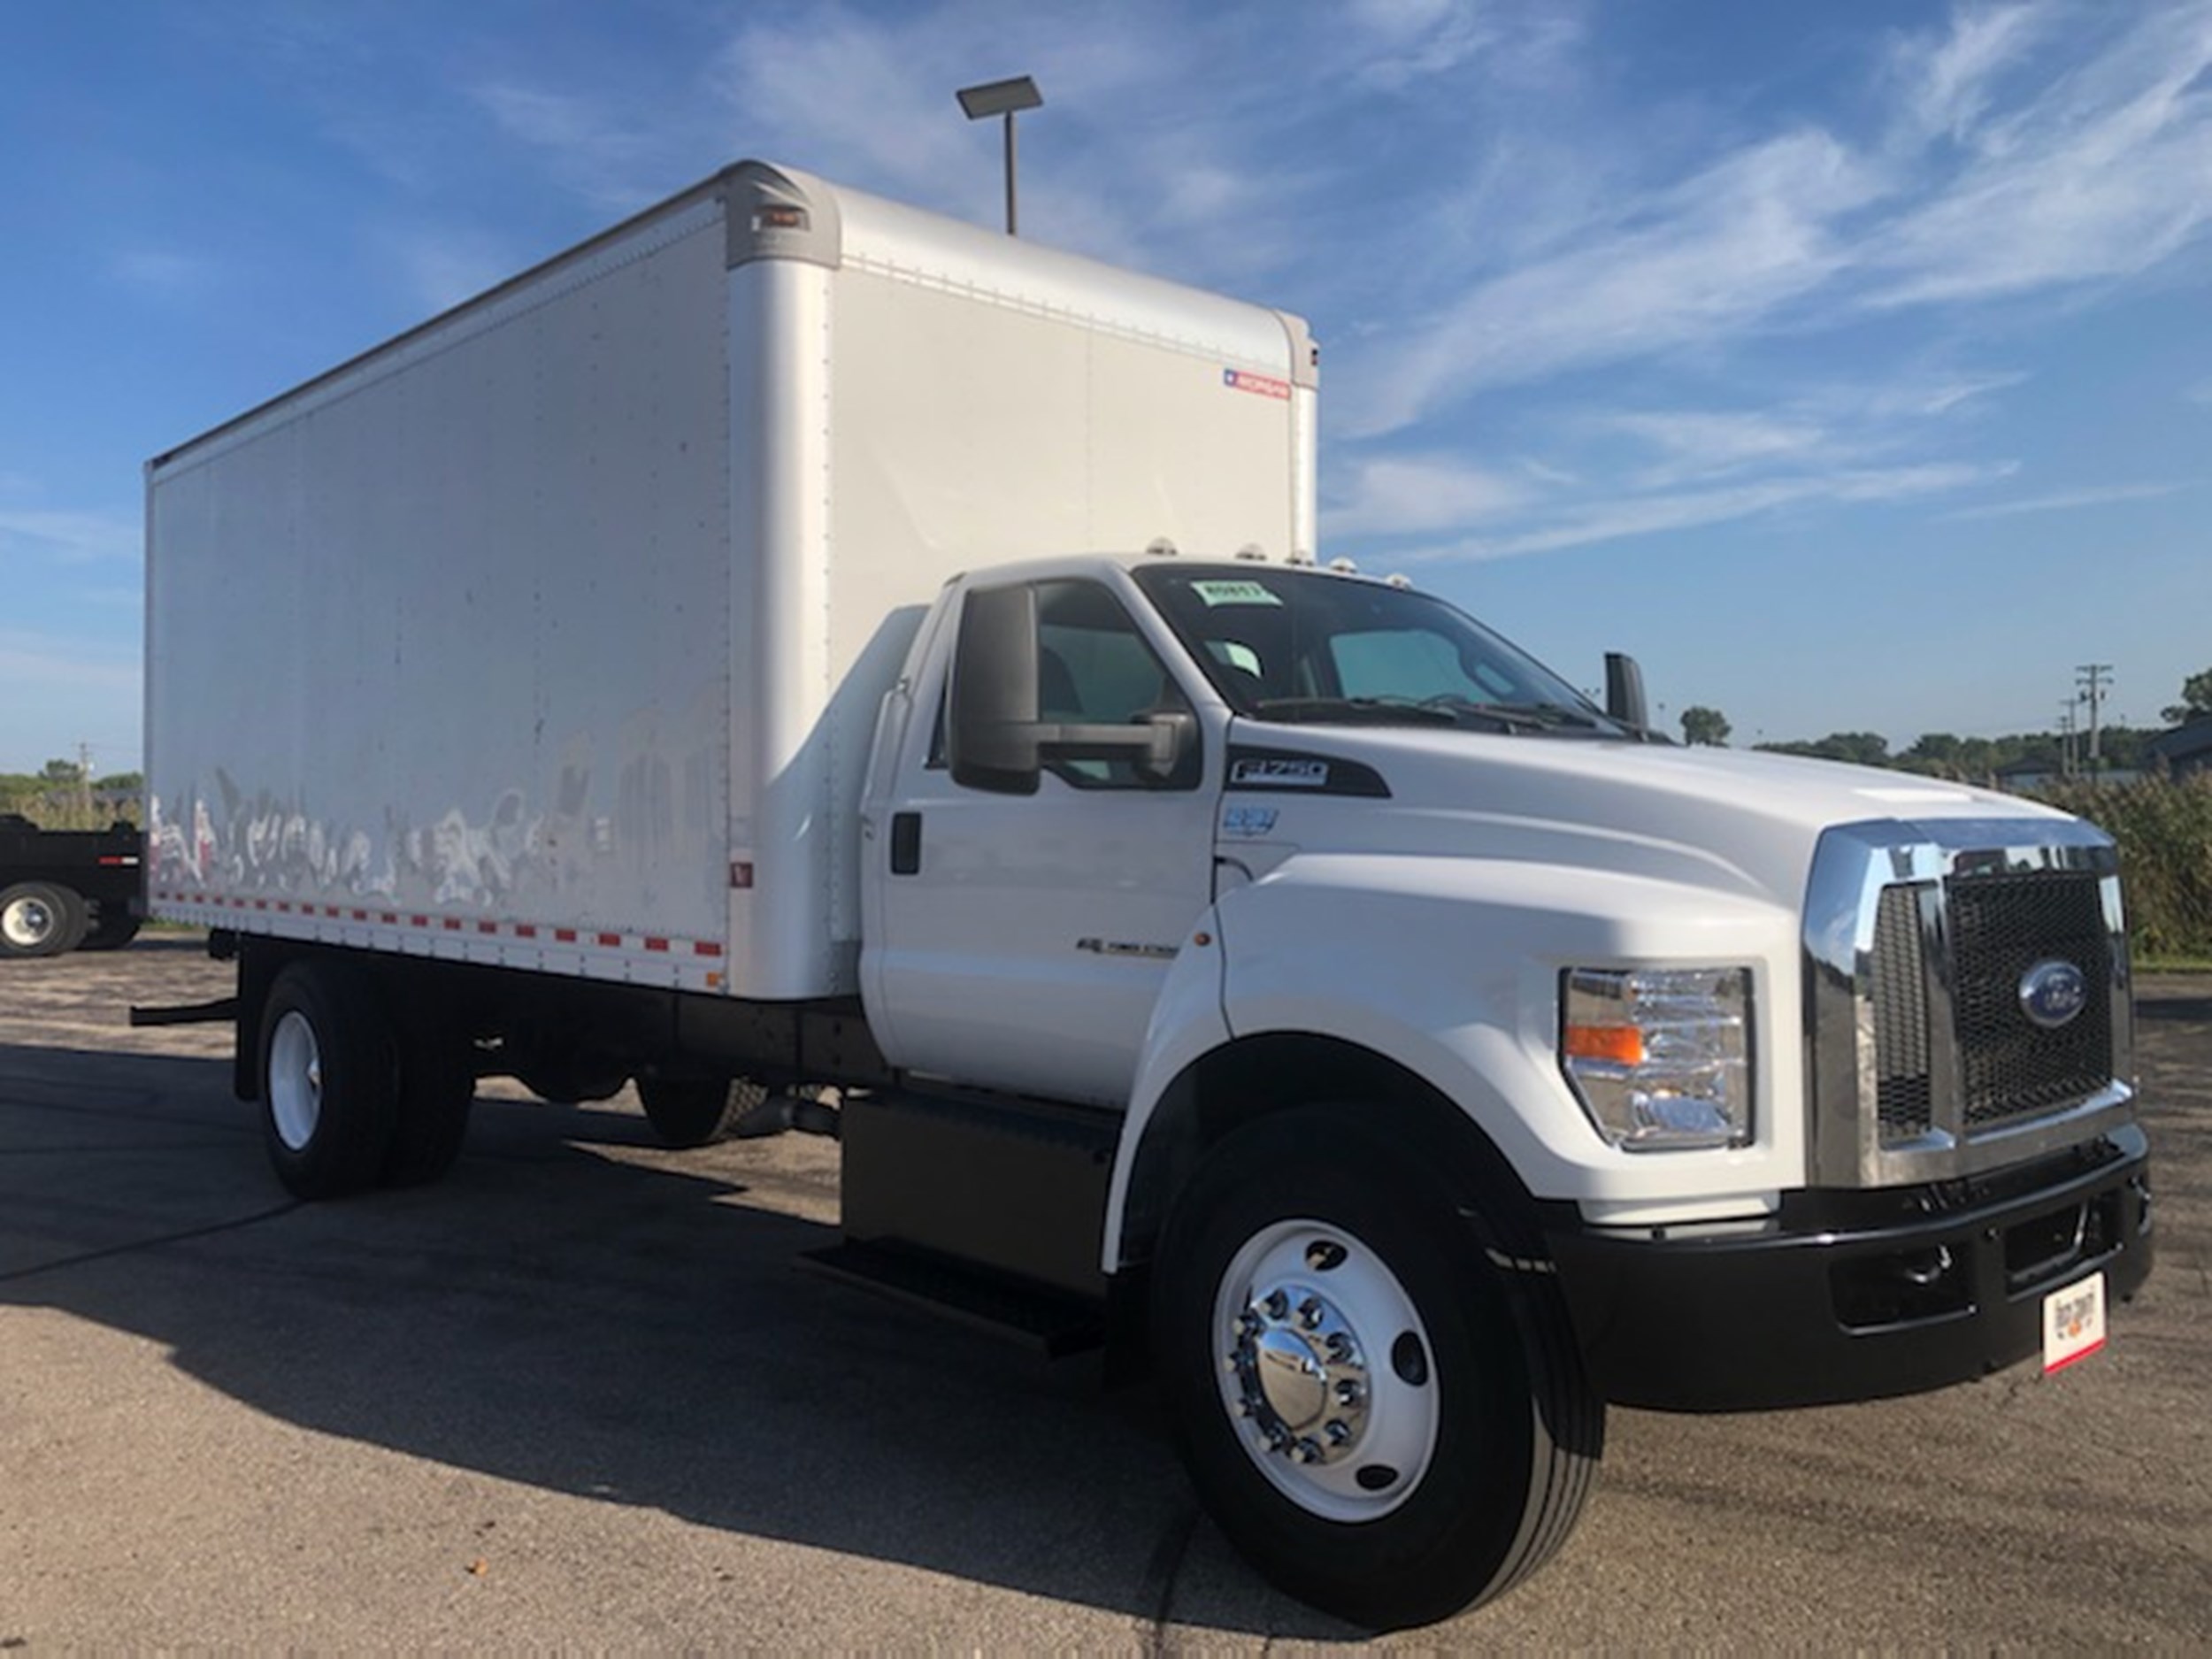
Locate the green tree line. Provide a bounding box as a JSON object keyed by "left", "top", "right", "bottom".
{"left": 1, "top": 759, "right": 143, "bottom": 830}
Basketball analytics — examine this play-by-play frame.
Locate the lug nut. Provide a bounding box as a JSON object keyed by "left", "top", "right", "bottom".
{"left": 1263, "top": 1289, "right": 1289, "bottom": 1319}
{"left": 1299, "top": 1297, "right": 1323, "bottom": 1330}
{"left": 1325, "top": 1333, "right": 1353, "bottom": 1363}
{"left": 1325, "top": 1419, "right": 1352, "bottom": 1446}
{"left": 1294, "top": 1438, "right": 1324, "bottom": 1464}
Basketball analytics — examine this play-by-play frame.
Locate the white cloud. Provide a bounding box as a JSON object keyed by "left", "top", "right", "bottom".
{"left": 1336, "top": 129, "right": 1886, "bottom": 436}
{"left": 0, "top": 508, "right": 142, "bottom": 566}
{"left": 385, "top": 226, "right": 523, "bottom": 316}
{"left": 471, "top": 81, "right": 689, "bottom": 215}
{"left": 1890, "top": 4, "right": 2054, "bottom": 146}
{"left": 110, "top": 248, "right": 219, "bottom": 296}
{"left": 1938, "top": 480, "right": 2189, "bottom": 520}
{"left": 1864, "top": 5, "right": 2212, "bottom": 305}
{"left": 1598, "top": 410, "right": 1837, "bottom": 482}
{"left": 1324, "top": 454, "right": 1529, "bottom": 537}
{"left": 1385, "top": 462, "right": 2010, "bottom": 563}
{"left": 1335, "top": 5, "right": 2212, "bottom": 436}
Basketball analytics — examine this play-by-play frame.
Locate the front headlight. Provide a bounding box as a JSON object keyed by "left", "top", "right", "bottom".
{"left": 1561, "top": 966, "right": 1752, "bottom": 1151}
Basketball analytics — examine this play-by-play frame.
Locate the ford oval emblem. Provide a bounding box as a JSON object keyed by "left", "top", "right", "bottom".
{"left": 2019, "top": 959, "right": 2089, "bottom": 1030}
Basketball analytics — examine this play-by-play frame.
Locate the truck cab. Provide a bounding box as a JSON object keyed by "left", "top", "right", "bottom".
{"left": 846, "top": 549, "right": 2149, "bottom": 1624}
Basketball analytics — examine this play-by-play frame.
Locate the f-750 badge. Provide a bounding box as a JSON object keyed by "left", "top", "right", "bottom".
{"left": 1230, "top": 757, "right": 1329, "bottom": 787}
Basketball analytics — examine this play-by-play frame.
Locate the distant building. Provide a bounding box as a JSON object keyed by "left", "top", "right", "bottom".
{"left": 2147, "top": 719, "right": 2212, "bottom": 779}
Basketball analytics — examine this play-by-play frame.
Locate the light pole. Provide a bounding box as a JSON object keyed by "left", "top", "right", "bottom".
{"left": 956, "top": 75, "right": 1043, "bottom": 235}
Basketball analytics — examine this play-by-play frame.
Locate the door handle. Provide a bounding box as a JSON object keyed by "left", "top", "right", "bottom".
{"left": 890, "top": 811, "right": 923, "bottom": 876}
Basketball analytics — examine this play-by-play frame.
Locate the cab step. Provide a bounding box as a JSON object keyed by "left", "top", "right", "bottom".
{"left": 800, "top": 1238, "right": 1106, "bottom": 1358}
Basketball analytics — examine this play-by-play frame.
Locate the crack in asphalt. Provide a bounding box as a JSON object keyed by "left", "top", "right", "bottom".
{"left": 0, "top": 1200, "right": 302, "bottom": 1286}
{"left": 1141, "top": 1502, "right": 1201, "bottom": 1655}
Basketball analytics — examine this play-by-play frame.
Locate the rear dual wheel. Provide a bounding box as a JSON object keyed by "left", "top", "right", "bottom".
{"left": 0, "top": 881, "right": 86, "bottom": 957}
{"left": 260, "top": 958, "right": 473, "bottom": 1197}
{"left": 634, "top": 1074, "right": 766, "bottom": 1148}
{"left": 1152, "top": 1106, "right": 1602, "bottom": 1630}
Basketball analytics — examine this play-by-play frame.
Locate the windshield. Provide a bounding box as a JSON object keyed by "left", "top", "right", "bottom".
{"left": 1132, "top": 563, "right": 1624, "bottom": 735}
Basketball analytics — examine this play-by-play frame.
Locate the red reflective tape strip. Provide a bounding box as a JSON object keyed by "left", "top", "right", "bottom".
{"left": 693, "top": 941, "right": 723, "bottom": 957}
{"left": 516, "top": 925, "right": 538, "bottom": 939}
{"left": 477, "top": 921, "right": 498, "bottom": 935}
{"left": 596, "top": 933, "right": 622, "bottom": 948}
{"left": 442, "top": 918, "right": 463, "bottom": 931}
{"left": 556, "top": 928, "right": 578, "bottom": 943}
{"left": 644, "top": 937, "right": 670, "bottom": 953}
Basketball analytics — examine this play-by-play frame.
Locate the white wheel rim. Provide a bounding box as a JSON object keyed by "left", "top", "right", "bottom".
{"left": 1212, "top": 1217, "right": 1440, "bottom": 1522}
{"left": 3, "top": 896, "right": 54, "bottom": 947}
{"left": 269, "top": 1010, "right": 324, "bottom": 1153}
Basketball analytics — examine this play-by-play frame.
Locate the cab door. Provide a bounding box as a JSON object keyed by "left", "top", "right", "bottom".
{"left": 864, "top": 574, "right": 1221, "bottom": 1107}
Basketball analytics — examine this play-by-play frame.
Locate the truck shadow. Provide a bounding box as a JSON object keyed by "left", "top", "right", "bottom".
{"left": 0, "top": 1041, "right": 1351, "bottom": 1639}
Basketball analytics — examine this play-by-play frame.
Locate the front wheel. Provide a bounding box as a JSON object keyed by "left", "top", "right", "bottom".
{"left": 0, "top": 881, "right": 87, "bottom": 957}
{"left": 1152, "top": 1106, "right": 1602, "bottom": 1629}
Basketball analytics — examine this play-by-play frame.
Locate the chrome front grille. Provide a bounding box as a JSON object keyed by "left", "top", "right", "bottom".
{"left": 1870, "top": 881, "right": 1935, "bottom": 1141}
{"left": 1807, "top": 820, "right": 2134, "bottom": 1187}
{"left": 1949, "top": 872, "right": 2114, "bottom": 1126}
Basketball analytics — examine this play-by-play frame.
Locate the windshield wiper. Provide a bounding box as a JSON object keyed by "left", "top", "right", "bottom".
{"left": 1429, "top": 698, "right": 1603, "bottom": 732}
{"left": 1250, "top": 695, "right": 1461, "bottom": 727}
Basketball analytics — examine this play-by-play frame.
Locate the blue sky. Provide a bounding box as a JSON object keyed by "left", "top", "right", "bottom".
{"left": 3, "top": 0, "right": 2208, "bottom": 773}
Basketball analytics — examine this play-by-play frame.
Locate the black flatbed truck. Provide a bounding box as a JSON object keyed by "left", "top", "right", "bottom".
{"left": 0, "top": 813, "right": 142, "bottom": 956}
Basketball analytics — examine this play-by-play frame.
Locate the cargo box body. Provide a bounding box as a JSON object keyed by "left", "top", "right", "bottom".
{"left": 146, "top": 161, "right": 1316, "bottom": 999}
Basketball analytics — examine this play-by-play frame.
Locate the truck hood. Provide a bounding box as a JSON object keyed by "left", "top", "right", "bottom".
{"left": 1226, "top": 725, "right": 2070, "bottom": 909}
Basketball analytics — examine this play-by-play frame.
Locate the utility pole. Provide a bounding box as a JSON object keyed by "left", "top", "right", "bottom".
{"left": 2058, "top": 701, "right": 2078, "bottom": 777}
{"left": 2075, "top": 664, "right": 2113, "bottom": 770}
{"left": 76, "top": 741, "right": 95, "bottom": 822}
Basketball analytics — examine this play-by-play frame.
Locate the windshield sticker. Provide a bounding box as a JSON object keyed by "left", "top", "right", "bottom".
{"left": 1192, "top": 580, "right": 1283, "bottom": 609}
{"left": 1222, "top": 368, "right": 1292, "bottom": 401}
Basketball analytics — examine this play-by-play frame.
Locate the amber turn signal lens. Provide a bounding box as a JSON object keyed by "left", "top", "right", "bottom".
{"left": 1563, "top": 1024, "right": 1646, "bottom": 1065}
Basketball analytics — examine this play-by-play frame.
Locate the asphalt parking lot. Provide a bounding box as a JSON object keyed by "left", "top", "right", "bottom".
{"left": 3, "top": 936, "right": 2208, "bottom": 1648}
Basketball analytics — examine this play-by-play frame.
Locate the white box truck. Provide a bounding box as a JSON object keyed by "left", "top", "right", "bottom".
{"left": 142, "top": 161, "right": 2153, "bottom": 1628}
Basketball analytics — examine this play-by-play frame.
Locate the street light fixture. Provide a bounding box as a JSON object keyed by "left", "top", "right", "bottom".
{"left": 956, "top": 74, "right": 1043, "bottom": 235}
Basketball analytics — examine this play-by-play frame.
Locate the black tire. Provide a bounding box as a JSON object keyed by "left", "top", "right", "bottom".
{"left": 1151, "top": 1105, "right": 1602, "bottom": 1630}
{"left": 634, "top": 1074, "right": 765, "bottom": 1148}
{"left": 259, "top": 958, "right": 399, "bottom": 1199}
{"left": 516, "top": 1059, "right": 628, "bottom": 1105}
{"left": 80, "top": 903, "right": 142, "bottom": 951}
{"left": 381, "top": 993, "right": 475, "bottom": 1187}
{"left": 0, "top": 881, "right": 88, "bottom": 957}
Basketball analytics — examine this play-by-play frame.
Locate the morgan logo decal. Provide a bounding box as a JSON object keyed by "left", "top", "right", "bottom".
{"left": 1222, "top": 367, "right": 1292, "bottom": 401}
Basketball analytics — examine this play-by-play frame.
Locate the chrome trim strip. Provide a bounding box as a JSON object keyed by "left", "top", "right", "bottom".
{"left": 1804, "top": 817, "right": 2133, "bottom": 1188}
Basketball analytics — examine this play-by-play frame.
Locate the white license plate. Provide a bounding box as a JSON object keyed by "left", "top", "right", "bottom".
{"left": 2042, "top": 1271, "right": 2108, "bottom": 1374}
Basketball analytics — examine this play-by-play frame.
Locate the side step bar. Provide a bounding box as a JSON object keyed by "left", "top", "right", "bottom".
{"left": 800, "top": 1239, "right": 1106, "bottom": 1358}
{"left": 129, "top": 996, "right": 239, "bottom": 1028}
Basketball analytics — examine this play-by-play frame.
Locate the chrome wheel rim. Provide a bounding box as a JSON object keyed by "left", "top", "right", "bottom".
{"left": 1212, "top": 1217, "right": 1439, "bottom": 1521}
{"left": 2, "top": 895, "right": 54, "bottom": 948}
{"left": 268, "top": 1010, "right": 324, "bottom": 1153}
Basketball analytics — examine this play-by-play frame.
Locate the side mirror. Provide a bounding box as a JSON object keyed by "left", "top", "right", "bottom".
{"left": 949, "top": 585, "right": 1043, "bottom": 795}
{"left": 1604, "top": 651, "right": 1649, "bottom": 733}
